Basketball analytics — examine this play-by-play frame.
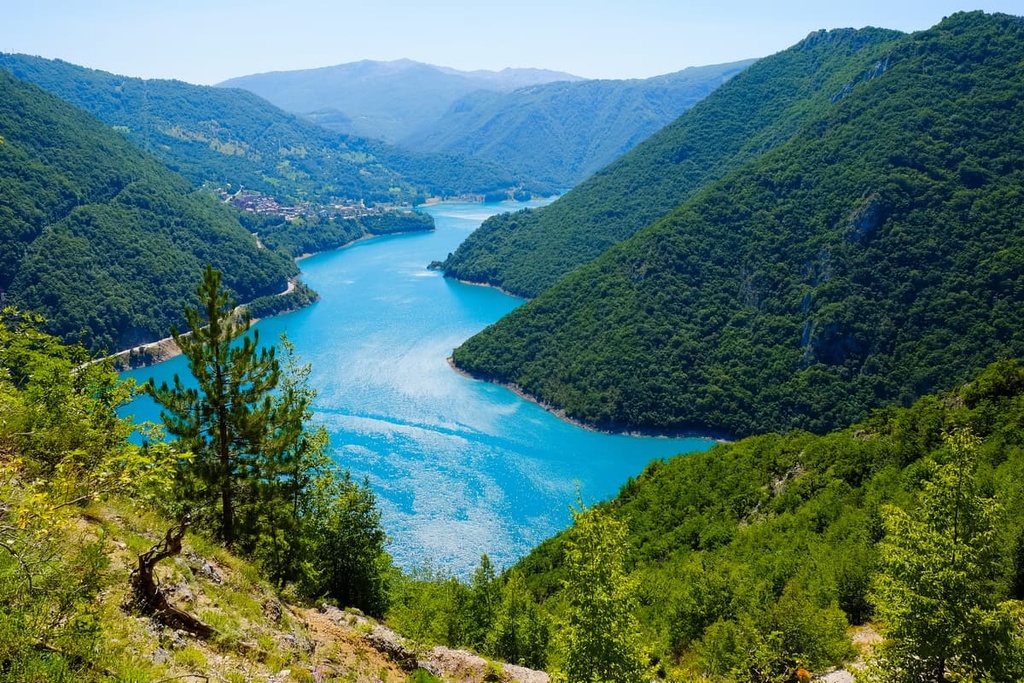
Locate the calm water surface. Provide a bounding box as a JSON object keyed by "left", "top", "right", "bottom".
{"left": 125, "top": 200, "right": 714, "bottom": 572}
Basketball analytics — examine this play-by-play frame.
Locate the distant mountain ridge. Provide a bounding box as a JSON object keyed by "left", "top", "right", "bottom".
{"left": 220, "top": 58, "right": 754, "bottom": 190}
{"left": 403, "top": 60, "right": 756, "bottom": 188}
{"left": 439, "top": 28, "right": 901, "bottom": 297}
{"left": 218, "top": 59, "right": 583, "bottom": 142}
{"left": 451, "top": 11, "right": 1024, "bottom": 438}
{"left": 0, "top": 54, "right": 544, "bottom": 204}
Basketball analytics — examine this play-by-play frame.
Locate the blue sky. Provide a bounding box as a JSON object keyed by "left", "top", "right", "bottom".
{"left": 3, "top": 1, "right": 1022, "bottom": 84}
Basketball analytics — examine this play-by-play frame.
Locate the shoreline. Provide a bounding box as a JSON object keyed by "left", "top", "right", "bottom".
{"left": 453, "top": 277, "right": 527, "bottom": 300}
{"left": 446, "top": 357, "right": 733, "bottom": 444}
{"left": 112, "top": 232, "right": 391, "bottom": 370}
{"left": 425, "top": 263, "right": 528, "bottom": 301}
{"left": 108, "top": 226, "right": 436, "bottom": 371}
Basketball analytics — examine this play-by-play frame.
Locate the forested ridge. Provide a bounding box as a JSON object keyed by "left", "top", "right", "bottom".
{"left": 0, "top": 53, "right": 546, "bottom": 204}
{"left": 515, "top": 359, "right": 1024, "bottom": 680}
{"left": 0, "top": 69, "right": 295, "bottom": 354}
{"left": 439, "top": 26, "right": 904, "bottom": 297}
{"left": 453, "top": 11, "right": 1024, "bottom": 437}
{"left": 402, "top": 59, "right": 756, "bottom": 188}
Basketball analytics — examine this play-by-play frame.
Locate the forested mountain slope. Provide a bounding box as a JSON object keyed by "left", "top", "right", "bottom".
{"left": 512, "top": 359, "right": 1024, "bottom": 679}
{"left": 453, "top": 11, "right": 1024, "bottom": 437}
{"left": 0, "top": 54, "right": 541, "bottom": 204}
{"left": 219, "top": 59, "right": 583, "bottom": 142}
{"left": 402, "top": 60, "right": 755, "bottom": 188}
{"left": 0, "top": 70, "right": 294, "bottom": 353}
{"left": 438, "top": 26, "right": 903, "bottom": 298}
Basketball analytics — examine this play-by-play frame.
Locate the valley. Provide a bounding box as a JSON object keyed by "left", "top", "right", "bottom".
{"left": 2, "top": 6, "right": 1024, "bottom": 682}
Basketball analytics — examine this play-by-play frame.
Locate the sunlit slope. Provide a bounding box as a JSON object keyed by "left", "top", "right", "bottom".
{"left": 0, "top": 53, "right": 539, "bottom": 204}
{"left": 0, "top": 70, "right": 294, "bottom": 353}
{"left": 404, "top": 60, "right": 755, "bottom": 188}
{"left": 440, "top": 26, "right": 904, "bottom": 297}
{"left": 453, "top": 12, "right": 1024, "bottom": 437}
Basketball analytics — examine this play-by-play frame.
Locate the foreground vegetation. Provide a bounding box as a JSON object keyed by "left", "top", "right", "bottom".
{"left": 393, "top": 359, "right": 1024, "bottom": 681}
{"left": 0, "top": 280, "right": 394, "bottom": 679}
{"left": 5, "top": 264, "right": 1024, "bottom": 682}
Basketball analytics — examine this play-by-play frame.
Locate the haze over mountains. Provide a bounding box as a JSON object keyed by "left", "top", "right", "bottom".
{"left": 0, "top": 53, "right": 541, "bottom": 204}
{"left": 402, "top": 61, "right": 755, "bottom": 187}
{"left": 220, "top": 58, "right": 755, "bottom": 188}
{"left": 219, "top": 59, "right": 584, "bottom": 142}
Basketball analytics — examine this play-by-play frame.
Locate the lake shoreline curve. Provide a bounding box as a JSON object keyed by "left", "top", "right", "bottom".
{"left": 446, "top": 357, "right": 733, "bottom": 444}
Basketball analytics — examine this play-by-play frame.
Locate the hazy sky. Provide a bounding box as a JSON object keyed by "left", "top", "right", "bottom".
{"left": 3, "top": 1, "right": 1022, "bottom": 84}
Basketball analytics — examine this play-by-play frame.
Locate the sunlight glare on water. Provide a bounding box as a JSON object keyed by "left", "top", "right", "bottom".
{"left": 125, "top": 200, "right": 714, "bottom": 573}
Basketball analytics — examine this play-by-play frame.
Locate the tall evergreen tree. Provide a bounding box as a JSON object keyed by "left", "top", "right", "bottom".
{"left": 148, "top": 265, "right": 280, "bottom": 548}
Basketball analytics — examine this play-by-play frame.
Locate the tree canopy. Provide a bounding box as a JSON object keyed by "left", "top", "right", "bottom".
{"left": 0, "top": 69, "right": 295, "bottom": 353}
{"left": 508, "top": 359, "right": 1024, "bottom": 680}
{"left": 453, "top": 12, "right": 1024, "bottom": 437}
{"left": 147, "top": 267, "right": 391, "bottom": 613}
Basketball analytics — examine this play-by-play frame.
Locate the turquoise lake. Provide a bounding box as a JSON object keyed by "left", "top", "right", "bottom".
{"left": 124, "top": 200, "right": 714, "bottom": 573}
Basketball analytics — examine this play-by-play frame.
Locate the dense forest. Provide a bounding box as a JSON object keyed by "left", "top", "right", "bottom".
{"left": 401, "top": 60, "right": 755, "bottom": 188}
{"left": 0, "top": 53, "right": 547, "bottom": 204}
{"left": 438, "top": 26, "right": 903, "bottom": 297}
{"left": 0, "top": 69, "right": 295, "bottom": 353}
{"left": 453, "top": 11, "right": 1024, "bottom": 437}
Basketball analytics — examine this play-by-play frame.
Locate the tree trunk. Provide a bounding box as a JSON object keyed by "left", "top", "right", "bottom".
{"left": 130, "top": 517, "right": 215, "bottom": 639}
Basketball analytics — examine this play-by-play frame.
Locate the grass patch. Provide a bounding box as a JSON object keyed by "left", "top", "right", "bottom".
{"left": 172, "top": 644, "right": 208, "bottom": 669}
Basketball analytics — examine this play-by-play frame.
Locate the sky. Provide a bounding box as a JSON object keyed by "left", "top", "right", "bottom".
{"left": 2, "top": 1, "right": 1022, "bottom": 85}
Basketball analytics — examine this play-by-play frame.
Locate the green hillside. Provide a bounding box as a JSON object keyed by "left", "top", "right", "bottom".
{"left": 402, "top": 60, "right": 755, "bottom": 188}
{"left": 0, "top": 69, "right": 295, "bottom": 353}
{"left": 438, "top": 26, "right": 903, "bottom": 298}
{"left": 452, "top": 11, "right": 1024, "bottom": 437}
{"left": 510, "top": 359, "right": 1024, "bottom": 679}
{"left": 0, "top": 54, "right": 543, "bottom": 204}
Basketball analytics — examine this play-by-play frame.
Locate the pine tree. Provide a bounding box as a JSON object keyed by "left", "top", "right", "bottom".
{"left": 148, "top": 265, "right": 280, "bottom": 548}
{"left": 864, "top": 428, "right": 1024, "bottom": 683}
{"left": 559, "top": 502, "right": 649, "bottom": 683}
